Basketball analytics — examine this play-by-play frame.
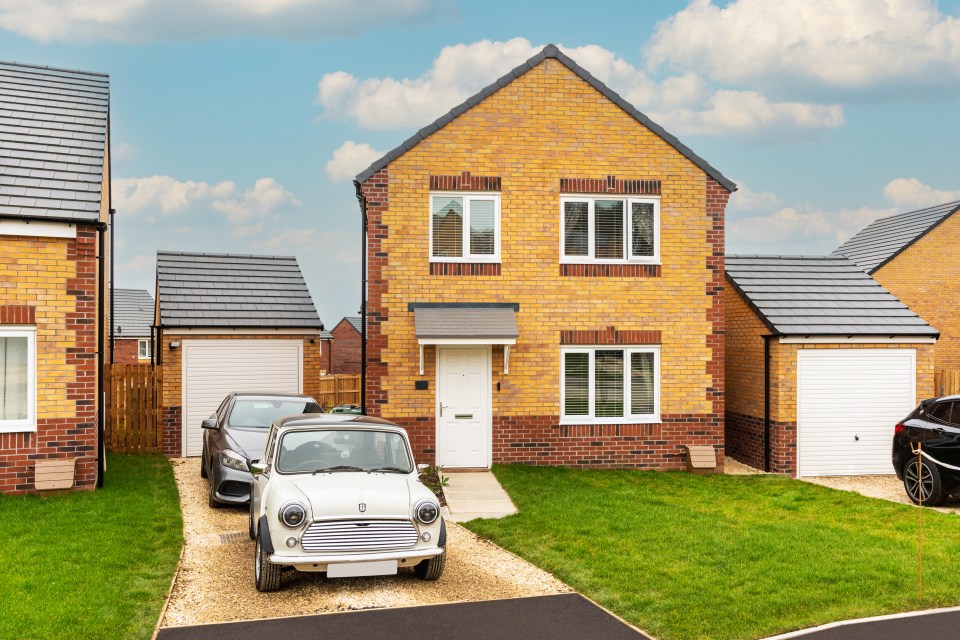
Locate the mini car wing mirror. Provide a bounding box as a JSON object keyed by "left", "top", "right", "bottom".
{"left": 201, "top": 418, "right": 218, "bottom": 430}
{"left": 417, "top": 463, "right": 428, "bottom": 475}
{"left": 249, "top": 461, "right": 267, "bottom": 476}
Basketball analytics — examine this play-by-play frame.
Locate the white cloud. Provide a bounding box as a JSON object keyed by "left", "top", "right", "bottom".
{"left": 0, "top": 0, "right": 448, "bottom": 43}
{"left": 647, "top": 0, "right": 960, "bottom": 94}
{"left": 260, "top": 228, "right": 359, "bottom": 264}
{"left": 325, "top": 141, "right": 386, "bottom": 182}
{"left": 882, "top": 178, "right": 960, "bottom": 208}
{"left": 118, "top": 254, "right": 153, "bottom": 273}
{"left": 113, "top": 142, "right": 139, "bottom": 164}
{"left": 317, "top": 38, "right": 844, "bottom": 140}
{"left": 727, "top": 182, "right": 780, "bottom": 213}
{"left": 729, "top": 205, "right": 896, "bottom": 254}
{"left": 211, "top": 177, "right": 301, "bottom": 223}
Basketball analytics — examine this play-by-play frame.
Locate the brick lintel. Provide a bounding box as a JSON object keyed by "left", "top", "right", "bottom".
{"left": 560, "top": 176, "right": 661, "bottom": 195}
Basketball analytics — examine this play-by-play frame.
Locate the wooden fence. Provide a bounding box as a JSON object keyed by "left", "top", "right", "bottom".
{"left": 317, "top": 374, "right": 361, "bottom": 409}
{"left": 935, "top": 369, "right": 960, "bottom": 397}
{"left": 105, "top": 364, "right": 162, "bottom": 453}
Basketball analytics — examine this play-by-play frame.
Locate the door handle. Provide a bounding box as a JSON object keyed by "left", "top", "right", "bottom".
{"left": 440, "top": 403, "right": 448, "bottom": 417}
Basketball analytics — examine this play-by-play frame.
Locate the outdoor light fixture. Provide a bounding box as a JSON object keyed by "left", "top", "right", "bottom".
{"left": 169, "top": 341, "right": 180, "bottom": 350}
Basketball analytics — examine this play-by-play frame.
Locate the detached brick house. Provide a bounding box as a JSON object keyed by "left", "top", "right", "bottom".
{"left": 112, "top": 288, "right": 154, "bottom": 363}
{"left": 834, "top": 200, "right": 960, "bottom": 379}
{"left": 330, "top": 317, "right": 361, "bottom": 374}
{"left": 354, "top": 45, "right": 735, "bottom": 470}
{"left": 0, "top": 62, "right": 111, "bottom": 493}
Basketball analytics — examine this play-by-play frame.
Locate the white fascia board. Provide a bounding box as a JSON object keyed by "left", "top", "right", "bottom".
{"left": 779, "top": 336, "right": 937, "bottom": 344}
{"left": 163, "top": 328, "right": 323, "bottom": 336}
{"left": 0, "top": 220, "right": 77, "bottom": 239}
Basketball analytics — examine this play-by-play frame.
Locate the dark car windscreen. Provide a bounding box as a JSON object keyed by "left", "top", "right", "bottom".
{"left": 277, "top": 429, "right": 413, "bottom": 474}
{"left": 228, "top": 399, "right": 322, "bottom": 429}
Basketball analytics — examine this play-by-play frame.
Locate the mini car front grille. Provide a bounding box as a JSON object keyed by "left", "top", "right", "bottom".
{"left": 301, "top": 519, "right": 419, "bottom": 552}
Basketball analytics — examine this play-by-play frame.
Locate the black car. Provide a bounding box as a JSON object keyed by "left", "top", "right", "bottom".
{"left": 893, "top": 395, "right": 960, "bottom": 506}
{"left": 201, "top": 393, "right": 322, "bottom": 507}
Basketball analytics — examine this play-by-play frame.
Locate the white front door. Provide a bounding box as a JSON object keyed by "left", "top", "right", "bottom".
{"left": 437, "top": 347, "right": 491, "bottom": 468}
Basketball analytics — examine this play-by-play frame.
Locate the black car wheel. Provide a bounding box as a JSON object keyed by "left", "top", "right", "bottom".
{"left": 207, "top": 474, "right": 222, "bottom": 509}
{"left": 254, "top": 530, "right": 281, "bottom": 592}
{"left": 248, "top": 502, "right": 256, "bottom": 540}
{"left": 414, "top": 550, "right": 446, "bottom": 580}
{"left": 904, "top": 455, "right": 946, "bottom": 506}
{"left": 200, "top": 443, "right": 208, "bottom": 479}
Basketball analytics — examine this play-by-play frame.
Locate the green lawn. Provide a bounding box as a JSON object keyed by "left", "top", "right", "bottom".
{"left": 0, "top": 454, "right": 183, "bottom": 640}
{"left": 465, "top": 466, "right": 960, "bottom": 640}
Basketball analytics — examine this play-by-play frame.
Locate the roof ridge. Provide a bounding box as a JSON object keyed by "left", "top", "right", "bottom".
{"left": 157, "top": 250, "right": 297, "bottom": 261}
{"left": 354, "top": 44, "right": 735, "bottom": 192}
{"left": 0, "top": 60, "right": 109, "bottom": 78}
{"left": 726, "top": 254, "right": 844, "bottom": 260}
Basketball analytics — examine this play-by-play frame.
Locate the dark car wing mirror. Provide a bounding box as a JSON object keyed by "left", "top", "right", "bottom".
{"left": 201, "top": 418, "right": 218, "bottom": 430}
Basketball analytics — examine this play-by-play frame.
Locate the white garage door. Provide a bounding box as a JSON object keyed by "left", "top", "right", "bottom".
{"left": 182, "top": 340, "right": 303, "bottom": 457}
{"left": 797, "top": 348, "right": 915, "bottom": 477}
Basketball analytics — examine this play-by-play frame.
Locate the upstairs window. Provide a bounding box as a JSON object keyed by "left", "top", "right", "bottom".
{"left": 430, "top": 193, "right": 501, "bottom": 262}
{"left": 138, "top": 338, "right": 151, "bottom": 360}
{"left": 561, "top": 196, "right": 659, "bottom": 264}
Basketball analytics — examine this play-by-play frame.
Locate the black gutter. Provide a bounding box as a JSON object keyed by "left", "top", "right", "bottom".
{"left": 354, "top": 179, "right": 368, "bottom": 415}
{"left": 763, "top": 334, "right": 773, "bottom": 473}
{"left": 0, "top": 212, "right": 106, "bottom": 229}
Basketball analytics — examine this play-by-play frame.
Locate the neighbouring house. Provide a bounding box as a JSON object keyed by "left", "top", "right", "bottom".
{"left": 354, "top": 45, "right": 735, "bottom": 470}
{"left": 0, "top": 62, "right": 111, "bottom": 493}
{"left": 833, "top": 200, "right": 960, "bottom": 384}
{"left": 725, "top": 255, "right": 937, "bottom": 477}
{"left": 330, "top": 316, "right": 361, "bottom": 374}
{"left": 155, "top": 251, "right": 329, "bottom": 457}
{"left": 112, "top": 288, "right": 154, "bottom": 363}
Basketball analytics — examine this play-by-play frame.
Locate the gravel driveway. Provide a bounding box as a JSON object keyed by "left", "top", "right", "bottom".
{"left": 160, "top": 458, "right": 571, "bottom": 628}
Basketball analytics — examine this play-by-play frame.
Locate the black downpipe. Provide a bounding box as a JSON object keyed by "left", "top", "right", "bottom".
{"left": 763, "top": 335, "right": 772, "bottom": 473}
{"left": 354, "top": 180, "right": 368, "bottom": 415}
{"left": 97, "top": 223, "right": 107, "bottom": 488}
{"left": 109, "top": 208, "right": 115, "bottom": 364}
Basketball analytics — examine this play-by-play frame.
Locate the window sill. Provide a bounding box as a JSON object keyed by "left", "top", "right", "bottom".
{"left": 0, "top": 424, "right": 37, "bottom": 434}
{"left": 559, "top": 417, "right": 661, "bottom": 426}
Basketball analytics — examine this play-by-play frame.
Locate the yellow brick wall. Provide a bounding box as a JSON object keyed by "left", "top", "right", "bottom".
{"left": 872, "top": 211, "right": 960, "bottom": 372}
{"left": 724, "top": 282, "right": 767, "bottom": 419}
{"left": 380, "top": 58, "right": 715, "bottom": 420}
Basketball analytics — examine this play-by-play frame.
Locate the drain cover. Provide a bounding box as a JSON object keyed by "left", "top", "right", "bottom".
{"left": 219, "top": 531, "right": 248, "bottom": 545}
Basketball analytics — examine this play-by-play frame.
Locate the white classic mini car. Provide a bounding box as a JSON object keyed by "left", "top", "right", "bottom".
{"left": 248, "top": 414, "right": 446, "bottom": 592}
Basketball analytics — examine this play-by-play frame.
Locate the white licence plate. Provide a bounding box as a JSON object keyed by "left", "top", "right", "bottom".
{"left": 327, "top": 560, "right": 398, "bottom": 578}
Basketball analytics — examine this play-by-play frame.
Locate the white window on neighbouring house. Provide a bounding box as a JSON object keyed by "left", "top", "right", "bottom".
{"left": 560, "top": 346, "right": 660, "bottom": 424}
{"left": 560, "top": 196, "right": 660, "bottom": 264}
{"left": 430, "top": 192, "right": 501, "bottom": 262}
{"left": 0, "top": 327, "right": 36, "bottom": 432}
{"left": 138, "top": 338, "right": 151, "bottom": 360}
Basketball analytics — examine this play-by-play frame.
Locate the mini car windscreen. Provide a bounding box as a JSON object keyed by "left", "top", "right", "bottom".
{"left": 276, "top": 429, "right": 413, "bottom": 474}
{"left": 228, "top": 399, "right": 322, "bottom": 429}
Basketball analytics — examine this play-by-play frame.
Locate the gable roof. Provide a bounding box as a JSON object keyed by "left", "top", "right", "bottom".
{"left": 113, "top": 288, "right": 154, "bottom": 338}
{"left": 726, "top": 255, "right": 938, "bottom": 337}
{"left": 0, "top": 61, "right": 109, "bottom": 222}
{"left": 355, "top": 44, "right": 735, "bottom": 192}
{"left": 832, "top": 200, "right": 960, "bottom": 274}
{"left": 156, "top": 251, "right": 324, "bottom": 329}
{"left": 336, "top": 316, "right": 361, "bottom": 334}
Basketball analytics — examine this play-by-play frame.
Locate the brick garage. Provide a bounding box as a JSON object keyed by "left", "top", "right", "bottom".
{"left": 355, "top": 45, "right": 734, "bottom": 470}
{"left": 725, "top": 256, "right": 937, "bottom": 476}
{"left": 330, "top": 317, "right": 361, "bottom": 374}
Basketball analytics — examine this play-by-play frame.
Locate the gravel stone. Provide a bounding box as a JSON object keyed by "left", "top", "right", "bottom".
{"left": 161, "top": 458, "right": 571, "bottom": 627}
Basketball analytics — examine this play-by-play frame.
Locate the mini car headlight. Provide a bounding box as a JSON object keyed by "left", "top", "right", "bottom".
{"left": 221, "top": 449, "right": 248, "bottom": 472}
{"left": 415, "top": 499, "right": 439, "bottom": 524}
{"left": 279, "top": 502, "right": 307, "bottom": 528}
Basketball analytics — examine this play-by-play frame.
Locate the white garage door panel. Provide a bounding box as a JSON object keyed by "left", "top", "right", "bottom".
{"left": 797, "top": 349, "right": 915, "bottom": 477}
{"left": 182, "top": 340, "right": 303, "bottom": 457}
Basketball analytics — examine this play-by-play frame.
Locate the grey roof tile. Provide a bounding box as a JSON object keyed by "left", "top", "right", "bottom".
{"left": 354, "top": 45, "right": 735, "bottom": 193}
{"left": 0, "top": 61, "right": 108, "bottom": 222}
{"left": 726, "top": 255, "right": 938, "bottom": 337}
{"left": 413, "top": 306, "right": 519, "bottom": 340}
{"left": 833, "top": 200, "right": 960, "bottom": 273}
{"left": 113, "top": 289, "right": 154, "bottom": 337}
{"left": 156, "top": 251, "right": 324, "bottom": 330}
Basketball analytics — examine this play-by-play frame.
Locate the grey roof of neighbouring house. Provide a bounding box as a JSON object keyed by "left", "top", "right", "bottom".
{"left": 411, "top": 304, "right": 519, "bottom": 340}
{"left": 832, "top": 200, "right": 960, "bottom": 274}
{"left": 355, "top": 44, "right": 735, "bottom": 192}
{"left": 342, "top": 317, "right": 361, "bottom": 333}
{"left": 156, "top": 251, "right": 324, "bottom": 329}
{"left": 726, "top": 255, "right": 938, "bottom": 337}
{"left": 0, "top": 61, "right": 109, "bottom": 222}
{"left": 113, "top": 288, "right": 154, "bottom": 338}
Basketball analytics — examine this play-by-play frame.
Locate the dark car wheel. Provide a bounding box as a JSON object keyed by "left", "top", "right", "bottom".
{"left": 904, "top": 455, "right": 946, "bottom": 506}
{"left": 254, "top": 530, "right": 281, "bottom": 592}
{"left": 200, "top": 444, "right": 208, "bottom": 479}
{"left": 414, "top": 550, "right": 446, "bottom": 580}
{"left": 207, "top": 474, "right": 222, "bottom": 509}
{"left": 248, "top": 502, "right": 256, "bottom": 541}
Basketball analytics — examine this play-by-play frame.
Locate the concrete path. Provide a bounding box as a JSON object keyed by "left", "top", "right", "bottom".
{"left": 442, "top": 470, "right": 518, "bottom": 522}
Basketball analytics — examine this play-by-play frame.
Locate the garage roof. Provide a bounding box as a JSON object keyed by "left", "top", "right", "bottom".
{"left": 157, "top": 251, "right": 324, "bottom": 329}
{"left": 726, "top": 255, "right": 938, "bottom": 337}
{"left": 113, "top": 288, "right": 154, "bottom": 338}
{"left": 0, "top": 61, "right": 109, "bottom": 222}
{"left": 832, "top": 200, "right": 960, "bottom": 274}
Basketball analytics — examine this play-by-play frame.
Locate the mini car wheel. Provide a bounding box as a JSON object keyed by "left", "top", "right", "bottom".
{"left": 248, "top": 502, "right": 256, "bottom": 541}
{"left": 903, "top": 455, "right": 946, "bottom": 506}
{"left": 414, "top": 550, "right": 446, "bottom": 581}
{"left": 254, "top": 530, "right": 281, "bottom": 592}
{"left": 200, "top": 443, "right": 208, "bottom": 479}
{"left": 207, "top": 474, "right": 222, "bottom": 509}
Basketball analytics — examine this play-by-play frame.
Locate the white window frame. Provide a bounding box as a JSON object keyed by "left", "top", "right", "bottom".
{"left": 559, "top": 195, "right": 660, "bottom": 264}
{"left": 429, "top": 191, "right": 501, "bottom": 263}
{"left": 0, "top": 326, "right": 37, "bottom": 433}
{"left": 138, "top": 338, "right": 151, "bottom": 360}
{"left": 560, "top": 346, "right": 660, "bottom": 425}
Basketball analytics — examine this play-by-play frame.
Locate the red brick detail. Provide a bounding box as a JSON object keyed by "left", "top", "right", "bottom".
{"left": 705, "top": 178, "right": 728, "bottom": 444}
{"left": 0, "top": 305, "right": 36, "bottom": 324}
{"left": 726, "top": 411, "right": 796, "bottom": 474}
{"left": 113, "top": 337, "right": 149, "bottom": 364}
{"left": 560, "top": 177, "right": 661, "bottom": 195}
{"left": 560, "top": 263, "right": 661, "bottom": 277}
{"left": 362, "top": 168, "right": 390, "bottom": 416}
{"left": 429, "top": 172, "right": 501, "bottom": 191}
{"left": 560, "top": 328, "right": 661, "bottom": 345}
{"left": 430, "top": 262, "right": 501, "bottom": 276}
{"left": 331, "top": 320, "right": 361, "bottom": 375}
{"left": 162, "top": 406, "right": 182, "bottom": 457}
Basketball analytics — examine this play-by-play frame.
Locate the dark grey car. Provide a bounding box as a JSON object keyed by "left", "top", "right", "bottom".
{"left": 201, "top": 393, "right": 322, "bottom": 507}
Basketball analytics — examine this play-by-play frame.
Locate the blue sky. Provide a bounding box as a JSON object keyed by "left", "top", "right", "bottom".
{"left": 2, "top": 0, "right": 959, "bottom": 327}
